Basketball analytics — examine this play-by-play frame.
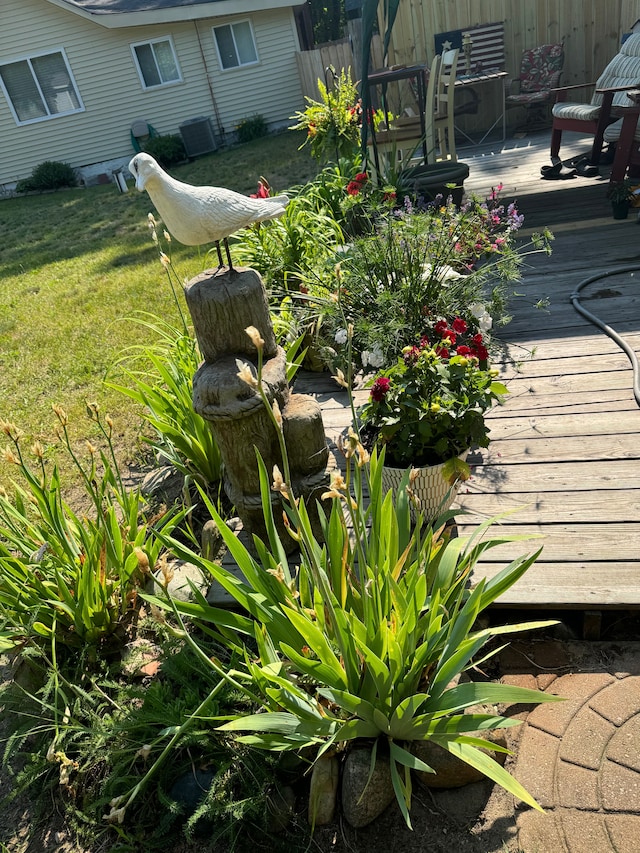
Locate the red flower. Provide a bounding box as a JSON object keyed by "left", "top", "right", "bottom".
{"left": 346, "top": 181, "right": 361, "bottom": 196}
{"left": 250, "top": 180, "right": 270, "bottom": 199}
{"left": 420, "top": 334, "right": 430, "bottom": 347}
{"left": 435, "top": 345, "right": 450, "bottom": 359}
{"left": 452, "top": 317, "right": 468, "bottom": 334}
{"left": 355, "top": 172, "right": 368, "bottom": 184}
{"left": 456, "top": 345, "right": 472, "bottom": 356}
{"left": 472, "top": 333, "right": 484, "bottom": 345}
{"left": 434, "top": 320, "right": 448, "bottom": 336}
{"left": 472, "top": 344, "right": 489, "bottom": 361}
{"left": 370, "top": 376, "right": 391, "bottom": 401}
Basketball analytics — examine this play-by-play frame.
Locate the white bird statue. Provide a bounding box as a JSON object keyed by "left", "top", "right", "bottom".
{"left": 128, "top": 152, "right": 289, "bottom": 269}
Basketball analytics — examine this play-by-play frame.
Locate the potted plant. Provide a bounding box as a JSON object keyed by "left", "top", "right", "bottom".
{"left": 357, "top": 316, "right": 508, "bottom": 517}
{"left": 607, "top": 178, "right": 635, "bottom": 219}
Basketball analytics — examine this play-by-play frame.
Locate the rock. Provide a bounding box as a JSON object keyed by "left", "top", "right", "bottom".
{"left": 341, "top": 747, "right": 395, "bottom": 828}
{"left": 169, "top": 768, "right": 214, "bottom": 815}
{"left": 121, "top": 638, "right": 162, "bottom": 678}
{"left": 150, "top": 559, "right": 209, "bottom": 603}
{"left": 413, "top": 715, "right": 509, "bottom": 790}
{"left": 266, "top": 784, "right": 297, "bottom": 833}
{"left": 141, "top": 465, "right": 185, "bottom": 505}
{"left": 308, "top": 754, "right": 339, "bottom": 826}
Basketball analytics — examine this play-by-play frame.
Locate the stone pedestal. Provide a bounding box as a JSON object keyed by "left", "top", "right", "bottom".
{"left": 184, "top": 266, "right": 333, "bottom": 551}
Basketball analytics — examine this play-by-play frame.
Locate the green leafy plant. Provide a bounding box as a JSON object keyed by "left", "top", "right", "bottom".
{"left": 16, "top": 160, "right": 77, "bottom": 193}
{"left": 236, "top": 113, "right": 268, "bottom": 143}
{"left": 0, "top": 406, "right": 184, "bottom": 656}
{"left": 142, "top": 134, "right": 187, "bottom": 168}
{"left": 290, "top": 68, "right": 387, "bottom": 165}
{"left": 312, "top": 186, "right": 553, "bottom": 373}
{"left": 137, "top": 328, "right": 561, "bottom": 831}
{"left": 606, "top": 178, "right": 635, "bottom": 204}
{"left": 358, "top": 320, "right": 508, "bottom": 468}
{"left": 110, "top": 314, "right": 223, "bottom": 490}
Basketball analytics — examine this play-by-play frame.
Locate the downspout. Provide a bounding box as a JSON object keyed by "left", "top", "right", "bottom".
{"left": 194, "top": 21, "right": 225, "bottom": 143}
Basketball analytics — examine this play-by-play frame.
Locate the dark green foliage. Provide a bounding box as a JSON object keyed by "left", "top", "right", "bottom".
{"left": 142, "top": 134, "right": 187, "bottom": 168}
{"left": 236, "top": 114, "right": 268, "bottom": 144}
{"left": 15, "top": 160, "right": 78, "bottom": 193}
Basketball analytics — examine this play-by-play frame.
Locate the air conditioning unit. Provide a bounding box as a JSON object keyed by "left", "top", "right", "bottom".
{"left": 179, "top": 117, "right": 217, "bottom": 158}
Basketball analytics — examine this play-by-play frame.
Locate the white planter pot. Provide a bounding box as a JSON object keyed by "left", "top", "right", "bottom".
{"left": 380, "top": 453, "right": 468, "bottom": 521}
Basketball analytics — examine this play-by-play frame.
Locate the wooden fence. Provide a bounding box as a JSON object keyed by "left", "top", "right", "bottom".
{"left": 296, "top": 1, "right": 640, "bottom": 136}
{"left": 295, "top": 35, "right": 383, "bottom": 100}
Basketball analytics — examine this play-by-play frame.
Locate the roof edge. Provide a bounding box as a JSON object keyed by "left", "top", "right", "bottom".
{"left": 44, "top": 0, "right": 304, "bottom": 28}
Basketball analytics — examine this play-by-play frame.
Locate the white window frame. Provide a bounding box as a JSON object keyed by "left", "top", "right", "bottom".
{"left": 130, "top": 36, "right": 182, "bottom": 90}
{"left": 0, "top": 48, "right": 84, "bottom": 126}
{"left": 212, "top": 20, "right": 260, "bottom": 71}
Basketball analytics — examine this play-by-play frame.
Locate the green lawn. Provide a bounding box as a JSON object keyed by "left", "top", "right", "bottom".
{"left": 0, "top": 130, "right": 317, "bottom": 482}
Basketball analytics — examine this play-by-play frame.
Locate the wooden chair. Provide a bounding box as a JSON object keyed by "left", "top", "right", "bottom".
{"left": 549, "top": 33, "right": 640, "bottom": 168}
{"left": 604, "top": 91, "right": 640, "bottom": 183}
{"left": 429, "top": 48, "right": 459, "bottom": 162}
{"left": 505, "top": 42, "right": 564, "bottom": 130}
{"left": 369, "top": 50, "right": 458, "bottom": 171}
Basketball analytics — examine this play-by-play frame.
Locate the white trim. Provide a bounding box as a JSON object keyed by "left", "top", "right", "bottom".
{"left": 212, "top": 19, "right": 260, "bottom": 71}
{"left": 0, "top": 47, "right": 85, "bottom": 126}
{"left": 43, "top": 0, "right": 305, "bottom": 29}
{"left": 130, "top": 35, "right": 183, "bottom": 90}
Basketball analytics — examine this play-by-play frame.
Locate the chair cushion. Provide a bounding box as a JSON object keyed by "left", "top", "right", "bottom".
{"left": 520, "top": 43, "right": 564, "bottom": 93}
{"left": 552, "top": 102, "right": 601, "bottom": 121}
{"left": 603, "top": 116, "right": 640, "bottom": 142}
{"left": 592, "top": 32, "right": 640, "bottom": 108}
{"left": 507, "top": 90, "right": 551, "bottom": 105}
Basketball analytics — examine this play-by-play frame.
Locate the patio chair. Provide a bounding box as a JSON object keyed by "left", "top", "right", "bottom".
{"left": 547, "top": 33, "right": 640, "bottom": 172}
{"left": 603, "top": 91, "right": 640, "bottom": 183}
{"left": 505, "top": 42, "right": 564, "bottom": 131}
{"left": 130, "top": 118, "right": 158, "bottom": 152}
{"left": 369, "top": 50, "right": 458, "bottom": 171}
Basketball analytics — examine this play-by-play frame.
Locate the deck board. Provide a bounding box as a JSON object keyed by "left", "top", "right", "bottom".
{"left": 295, "top": 130, "right": 640, "bottom": 611}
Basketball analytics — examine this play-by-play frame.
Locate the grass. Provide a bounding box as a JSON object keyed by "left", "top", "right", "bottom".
{"left": 0, "top": 130, "right": 317, "bottom": 485}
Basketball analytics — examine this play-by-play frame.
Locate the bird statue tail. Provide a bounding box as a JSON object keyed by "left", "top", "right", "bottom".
{"left": 271, "top": 194, "right": 289, "bottom": 207}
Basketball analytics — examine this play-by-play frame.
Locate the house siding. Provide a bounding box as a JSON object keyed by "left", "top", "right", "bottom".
{"left": 0, "top": 0, "right": 303, "bottom": 186}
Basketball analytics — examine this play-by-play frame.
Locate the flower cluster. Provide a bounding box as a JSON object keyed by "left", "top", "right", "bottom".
{"left": 289, "top": 69, "right": 389, "bottom": 164}
{"left": 359, "top": 322, "right": 508, "bottom": 468}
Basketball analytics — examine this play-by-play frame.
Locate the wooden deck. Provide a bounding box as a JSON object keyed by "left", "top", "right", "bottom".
{"left": 295, "top": 130, "right": 640, "bottom": 619}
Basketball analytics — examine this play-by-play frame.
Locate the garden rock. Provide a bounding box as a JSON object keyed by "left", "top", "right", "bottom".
{"left": 341, "top": 747, "right": 395, "bottom": 828}
{"left": 151, "top": 559, "right": 209, "bottom": 603}
{"left": 169, "top": 768, "right": 215, "bottom": 815}
{"left": 308, "top": 754, "right": 339, "bottom": 826}
{"left": 412, "top": 708, "right": 508, "bottom": 789}
{"left": 266, "top": 784, "right": 297, "bottom": 833}
{"left": 141, "top": 464, "right": 184, "bottom": 505}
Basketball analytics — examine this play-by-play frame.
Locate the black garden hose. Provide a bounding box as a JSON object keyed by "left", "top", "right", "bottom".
{"left": 569, "top": 265, "right": 640, "bottom": 407}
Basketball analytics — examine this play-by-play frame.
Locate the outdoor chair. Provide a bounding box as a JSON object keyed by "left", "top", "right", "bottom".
{"left": 547, "top": 33, "right": 640, "bottom": 171}
{"left": 603, "top": 90, "right": 640, "bottom": 183}
{"left": 130, "top": 118, "right": 158, "bottom": 152}
{"left": 369, "top": 50, "right": 458, "bottom": 172}
{"left": 505, "top": 42, "right": 564, "bottom": 131}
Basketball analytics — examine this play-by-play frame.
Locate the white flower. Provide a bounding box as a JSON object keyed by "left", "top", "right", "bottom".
{"left": 469, "top": 302, "right": 486, "bottom": 319}
{"left": 362, "top": 347, "right": 384, "bottom": 368}
{"left": 479, "top": 313, "right": 493, "bottom": 331}
{"left": 334, "top": 328, "right": 348, "bottom": 345}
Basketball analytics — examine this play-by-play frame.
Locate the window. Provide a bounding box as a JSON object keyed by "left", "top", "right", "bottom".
{"left": 213, "top": 21, "right": 259, "bottom": 70}
{"left": 0, "top": 49, "right": 83, "bottom": 125}
{"left": 131, "top": 37, "right": 181, "bottom": 89}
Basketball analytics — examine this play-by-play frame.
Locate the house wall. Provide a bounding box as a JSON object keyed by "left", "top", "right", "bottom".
{"left": 0, "top": 0, "right": 304, "bottom": 186}
{"left": 383, "top": 0, "right": 640, "bottom": 135}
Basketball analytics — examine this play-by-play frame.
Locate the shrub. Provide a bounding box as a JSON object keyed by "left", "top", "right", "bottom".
{"left": 16, "top": 160, "right": 77, "bottom": 193}
{"left": 236, "top": 113, "right": 268, "bottom": 143}
{"left": 142, "top": 134, "right": 186, "bottom": 168}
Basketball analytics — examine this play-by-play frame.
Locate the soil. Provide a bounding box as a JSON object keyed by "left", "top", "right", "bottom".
{"left": 3, "top": 612, "right": 639, "bottom": 853}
